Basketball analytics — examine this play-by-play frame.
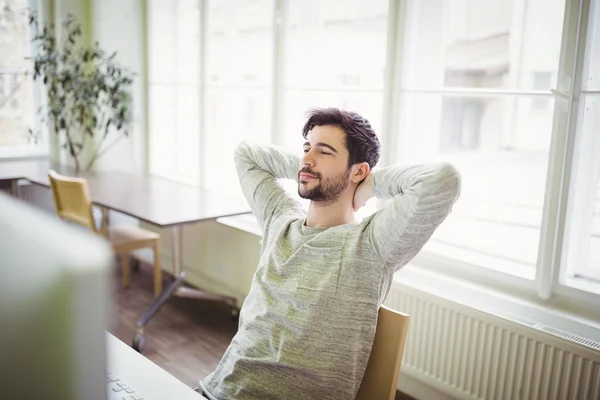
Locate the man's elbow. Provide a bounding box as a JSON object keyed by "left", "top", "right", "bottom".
{"left": 436, "top": 163, "right": 462, "bottom": 203}
{"left": 234, "top": 140, "right": 252, "bottom": 166}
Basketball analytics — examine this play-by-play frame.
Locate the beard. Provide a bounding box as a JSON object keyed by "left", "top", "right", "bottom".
{"left": 298, "top": 167, "right": 351, "bottom": 203}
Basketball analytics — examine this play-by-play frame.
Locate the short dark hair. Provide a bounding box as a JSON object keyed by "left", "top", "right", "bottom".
{"left": 302, "top": 107, "right": 381, "bottom": 169}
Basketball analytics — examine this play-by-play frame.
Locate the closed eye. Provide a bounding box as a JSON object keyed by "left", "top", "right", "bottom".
{"left": 303, "top": 148, "right": 332, "bottom": 155}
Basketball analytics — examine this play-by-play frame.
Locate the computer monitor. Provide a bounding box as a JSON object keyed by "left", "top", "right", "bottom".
{"left": 0, "top": 192, "right": 114, "bottom": 400}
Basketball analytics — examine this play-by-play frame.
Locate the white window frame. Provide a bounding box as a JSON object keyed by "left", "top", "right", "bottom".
{"left": 557, "top": 0, "right": 600, "bottom": 292}
{"left": 0, "top": 0, "right": 47, "bottom": 159}
{"left": 379, "top": 0, "right": 600, "bottom": 308}
{"left": 380, "top": 0, "right": 557, "bottom": 293}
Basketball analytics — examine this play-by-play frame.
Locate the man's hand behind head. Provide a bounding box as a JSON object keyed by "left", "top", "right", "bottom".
{"left": 352, "top": 172, "right": 375, "bottom": 212}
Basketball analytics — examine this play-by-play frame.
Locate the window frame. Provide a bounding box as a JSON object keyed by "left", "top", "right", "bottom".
{"left": 379, "top": 0, "right": 600, "bottom": 306}
{"left": 558, "top": 0, "right": 600, "bottom": 286}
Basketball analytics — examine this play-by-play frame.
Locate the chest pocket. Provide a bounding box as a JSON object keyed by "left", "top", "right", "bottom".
{"left": 296, "top": 243, "right": 342, "bottom": 294}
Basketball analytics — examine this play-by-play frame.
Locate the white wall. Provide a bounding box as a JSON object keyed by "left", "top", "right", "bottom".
{"left": 91, "top": 0, "right": 147, "bottom": 174}
{"left": 47, "top": 0, "right": 147, "bottom": 173}
{"left": 139, "top": 220, "right": 261, "bottom": 306}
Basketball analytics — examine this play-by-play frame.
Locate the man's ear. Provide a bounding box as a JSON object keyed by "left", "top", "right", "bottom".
{"left": 351, "top": 162, "right": 370, "bottom": 184}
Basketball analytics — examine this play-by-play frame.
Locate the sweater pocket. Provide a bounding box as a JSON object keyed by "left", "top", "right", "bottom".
{"left": 296, "top": 243, "right": 342, "bottom": 294}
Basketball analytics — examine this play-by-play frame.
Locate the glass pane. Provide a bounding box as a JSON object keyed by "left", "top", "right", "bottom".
{"left": 563, "top": 95, "right": 600, "bottom": 282}
{"left": 206, "top": 0, "right": 274, "bottom": 86}
{"left": 403, "top": 0, "right": 566, "bottom": 90}
{"left": 0, "top": 0, "right": 35, "bottom": 148}
{"left": 203, "top": 0, "right": 274, "bottom": 196}
{"left": 285, "top": 0, "right": 389, "bottom": 89}
{"left": 148, "top": 0, "right": 177, "bottom": 83}
{"left": 0, "top": 73, "right": 34, "bottom": 147}
{"left": 176, "top": 0, "right": 201, "bottom": 85}
{"left": 589, "top": 174, "right": 600, "bottom": 273}
{"left": 148, "top": 0, "right": 200, "bottom": 85}
{"left": 204, "top": 88, "right": 272, "bottom": 196}
{"left": 175, "top": 86, "right": 200, "bottom": 181}
{"left": 281, "top": 90, "right": 383, "bottom": 152}
{"left": 149, "top": 85, "right": 176, "bottom": 177}
{"left": 582, "top": 95, "right": 600, "bottom": 276}
{"left": 397, "top": 94, "right": 554, "bottom": 274}
{"left": 585, "top": 0, "right": 600, "bottom": 90}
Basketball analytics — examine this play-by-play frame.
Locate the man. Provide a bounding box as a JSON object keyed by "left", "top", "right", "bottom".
{"left": 197, "top": 108, "right": 461, "bottom": 399}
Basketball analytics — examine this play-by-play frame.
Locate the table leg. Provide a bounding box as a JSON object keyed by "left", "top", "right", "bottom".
{"left": 171, "top": 225, "right": 182, "bottom": 276}
{"left": 133, "top": 224, "right": 239, "bottom": 351}
{"left": 10, "top": 180, "right": 18, "bottom": 197}
{"left": 100, "top": 206, "right": 110, "bottom": 237}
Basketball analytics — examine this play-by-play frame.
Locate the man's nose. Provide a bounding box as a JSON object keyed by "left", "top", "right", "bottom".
{"left": 302, "top": 152, "right": 315, "bottom": 168}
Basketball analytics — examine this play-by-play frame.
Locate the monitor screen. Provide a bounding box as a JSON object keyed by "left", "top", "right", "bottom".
{"left": 0, "top": 192, "right": 114, "bottom": 400}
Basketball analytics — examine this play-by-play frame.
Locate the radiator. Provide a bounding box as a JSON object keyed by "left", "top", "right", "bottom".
{"left": 385, "top": 283, "right": 600, "bottom": 400}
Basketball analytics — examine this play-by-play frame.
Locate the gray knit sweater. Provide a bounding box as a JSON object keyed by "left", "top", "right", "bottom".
{"left": 199, "top": 140, "right": 461, "bottom": 400}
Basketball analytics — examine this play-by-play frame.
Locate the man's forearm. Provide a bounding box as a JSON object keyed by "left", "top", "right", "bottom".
{"left": 235, "top": 140, "right": 300, "bottom": 182}
{"left": 371, "top": 163, "right": 460, "bottom": 200}
{"left": 233, "top": 140, "right": 303, "bottom": 230}
{"left": 365, "top": 163, "right": 461, "bottom": 268}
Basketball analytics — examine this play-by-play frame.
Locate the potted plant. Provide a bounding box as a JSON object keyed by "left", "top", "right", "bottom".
{"left": 28, "top": 12, "right": 134, "bottom": 172}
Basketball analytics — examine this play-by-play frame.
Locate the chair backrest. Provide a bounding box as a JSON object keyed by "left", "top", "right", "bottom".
{"left": 48, "top": 170, "right": 97, "bottom": 232}
{"left": 355, "top": 306, "right": 410, "bottom": 400}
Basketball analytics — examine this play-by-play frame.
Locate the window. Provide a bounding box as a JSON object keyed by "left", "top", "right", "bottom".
{"left": 0, "top": 0, "right": 44, "bottom": 156}
{"left": 562, "top": 0, "right": 600, "bottom": 285}
{"left": 396, "top": 0, "right": 566, "bottom": 278}
{"left": 282, "top": 0, "right": 388, "bottom": 152}
{"left": 279, "top": 0, "right": 388, "bottom": 217}
{"left": 571, "top": 96, "right": 600, "bottom": 282}
{"left": 203, "top": 0, "right": 274, "bottom": 197}
{"left": 148, "top": 0, "right": 202, "bottom": 184}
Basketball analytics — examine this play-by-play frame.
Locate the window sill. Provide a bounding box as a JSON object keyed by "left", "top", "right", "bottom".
{"left": 396, "top": 264, "right": 600, "bottom": 343}
{"left": 0, "top": 149, "right": 49, "bottom": 160}
{"left": 217, "top": 213, "right": 262, "bottom": 237}
{"left": 424, "top": 241, "right": 536, "bottom": 280}
{"left": 557, "top": 276, "right": 600, "bottom": 300}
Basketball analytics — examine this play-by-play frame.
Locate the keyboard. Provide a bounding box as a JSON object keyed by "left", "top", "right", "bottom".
{"left": 106, "top": 369, "right": 146, "bottom": 400}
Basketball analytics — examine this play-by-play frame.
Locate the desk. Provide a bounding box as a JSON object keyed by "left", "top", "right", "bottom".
{"left": 27, "top": 170, "right": 251, "bottom": 349}
{"left": 107, "top": 332, "right": 206, "bottom": 399}
{"left": 0, "top": 158, "right": 50, "bottom": 195}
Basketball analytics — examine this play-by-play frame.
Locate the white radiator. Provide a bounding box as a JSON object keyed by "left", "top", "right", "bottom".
{"left": 385, "top": 283, "right": 600, "bottom": 400}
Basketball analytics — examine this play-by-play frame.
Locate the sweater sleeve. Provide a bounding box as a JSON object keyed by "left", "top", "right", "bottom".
{"left": 366, "top": 163, "right": 461, "bottom": 271}
{"left": 234, "top": 140, "right": 303, "bottom": 231}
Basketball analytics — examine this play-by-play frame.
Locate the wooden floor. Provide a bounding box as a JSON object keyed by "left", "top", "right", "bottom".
{"left": 110, "top": 263, "right": 414, "bottom": 400}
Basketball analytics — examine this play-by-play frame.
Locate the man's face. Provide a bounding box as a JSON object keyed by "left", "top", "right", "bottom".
{"left": 298, "top": 125, "right": 352, "bottom": 203}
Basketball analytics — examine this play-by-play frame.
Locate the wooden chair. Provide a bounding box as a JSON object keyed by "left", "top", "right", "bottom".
{"left": 48, "top": 170, "right": 163, "bottom": 297}
{"left": 355, "top": 306, "right": 410, "bottom": 400}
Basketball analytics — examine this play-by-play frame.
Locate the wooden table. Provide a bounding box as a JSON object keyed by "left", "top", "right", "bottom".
{"left": 27, "top": 169, "right": 251, "bottom": 350}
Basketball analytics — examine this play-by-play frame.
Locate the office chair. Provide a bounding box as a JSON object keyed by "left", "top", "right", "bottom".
{"left": 48, "top": 170, "right": 164, "bottom": 298}
{"left": 355, "top": 306, "right": 410, "bottom": 400}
